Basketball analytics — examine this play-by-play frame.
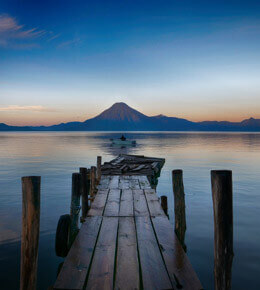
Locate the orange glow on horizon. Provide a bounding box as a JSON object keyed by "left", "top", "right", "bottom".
{"left": 1, "top": 109, "right": 259, "bottom": 127}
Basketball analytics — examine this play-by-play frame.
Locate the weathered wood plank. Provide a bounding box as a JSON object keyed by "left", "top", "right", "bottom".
{"left": 97, "top": 176, "right": 110, "bottom": 190}
{"left": 119, "top": 189, "right": 134, "bottom": 216}
{"left": 54, "top": 216, "right": 102, "bottom": 290}
{"left": 121, "top": 175, "right": 130, "bottom": 180}
{"left": 115, "top": 217, "right": 140, "bottom": 290}
{"left": 144, "top": 189, "right": 165, "bottom": 217}
{"left": 129, "top": 178, "right": 140, "bottom": 189}
{"left": 152, "top": 216, "right": 203, "bottom": 290}
{"left": 101, "top": 154, "right": 165, "bottom": 176}
{"left": 87, "top": 189, "right": 109, "bottom": 216}
{"left": 118, "top": 177, "right": 130, "bottom": 189}
{"left": 103, "top": 189, "right": 121, "bottom": 216}
{"left": 111, "top": 156, "right": 125, "bottom": 165}
{"left": 138, "top": 176, "right": 151, "bottom": 189}
{"left": 109, "top": 175, "right": 119, "bottom": 189}
{"left": 86, "top": 217, "right": 118, "bottom": 290}
{"left": 135, "top": 216, "right": 172, "bottom": 289}
{"left": 132, "top": 164, "right": 146, "bottom": 171}
{"left": 133, "top": 189, "right": 149, "bottom": 216}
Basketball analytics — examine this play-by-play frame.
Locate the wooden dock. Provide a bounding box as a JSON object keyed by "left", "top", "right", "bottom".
{"left": 19, "top": 154, "right": 235, "bottom": 290}
{"left": 54, "top": 162, "right": 203, "bottom": 289}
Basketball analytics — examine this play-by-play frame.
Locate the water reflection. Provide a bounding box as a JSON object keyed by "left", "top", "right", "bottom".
{"left": 106, "top": 143, "right": 137, "bottom": 156}
{"left": 0, "top": 132, "right": 260, "bottom": 289}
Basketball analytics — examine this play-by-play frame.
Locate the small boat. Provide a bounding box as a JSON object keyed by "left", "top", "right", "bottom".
{"left": 110, "top": 138, "right": 136, "bottom": 146}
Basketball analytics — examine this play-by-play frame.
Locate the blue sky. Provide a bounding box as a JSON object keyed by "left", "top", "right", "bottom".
{"left": 0, "top": 0, "right": 260, "bottom": 125}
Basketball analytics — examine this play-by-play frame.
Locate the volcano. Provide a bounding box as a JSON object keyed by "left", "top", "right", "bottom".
{"left": 1, "top": 102, "right": 260, "bottom": 131}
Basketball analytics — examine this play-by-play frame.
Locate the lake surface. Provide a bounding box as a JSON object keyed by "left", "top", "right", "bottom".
{"left": 0, "top": 131, "right": 260, "bottom": 289}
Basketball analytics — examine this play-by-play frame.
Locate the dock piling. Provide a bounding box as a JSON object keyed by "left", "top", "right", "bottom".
{"left": 172, "top": 169, "right": 186, "bottom": 250}
{"left": 161, "top": 195, "right": 168, "bottom": 216}
{"left": 211, "top": 170, "right": 233, "bottom": 290}
{"left": 90, "top": 166, "right": 96, "bottom": 203}
{"left": 70, "top": 173, "right": 81, "bottom": 245}
{"left": 97, "top": 156, "right": 102, "bottom": 182}
{"left": 20, "top": 176, "right": 41, "bottom": 290}
{"left": 80, "top": 167, "right": 89, "bottom": 222}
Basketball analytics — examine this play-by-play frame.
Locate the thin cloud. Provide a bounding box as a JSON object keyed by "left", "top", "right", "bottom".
{"left": 0, "top": 14, "right": 22, "bottom": 32}
{"left": 47, "top": 33, "right": 61, "bottom": 42}
{"left": 57, "top": 37, "right": 81, "bottom": 48}
{"left": 0, "top": 105, "right": 57, "bottom": 112}
{"left": 0, "top": 14, "right": 45, "bottom": 48}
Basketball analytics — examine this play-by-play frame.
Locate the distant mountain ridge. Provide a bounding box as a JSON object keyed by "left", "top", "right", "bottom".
{"left": 1, "top": 102, "right": 260, "bottom": 131}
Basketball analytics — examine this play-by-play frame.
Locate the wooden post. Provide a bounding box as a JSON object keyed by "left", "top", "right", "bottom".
{"left": 97, "top": 156, "right": 102, "bottom": 182}
{"left": 20, "top": 176, "right": 41, "bottom": 290}
{"left": 172, "top": 169, "right": 186, "bottom": 251}
{"left": 161, "top": 195, "right": 168, "bottom": 216}
{"left": 80, "top": 167, "right": 89, "bottom": 222}
{"left": 70, "top": 173, "right": 81, "bottom": 245}
{"left": 87, "top": 168, "right": 90, "bottom": 199}
{"left": 211, "top": 170, "right": 233, "bottom": 290}
{"left": 90, "top": 166, "right": 96, "bottom": 203}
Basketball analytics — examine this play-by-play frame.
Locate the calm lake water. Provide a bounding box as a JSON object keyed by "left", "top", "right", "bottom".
{"left": 0, "top": 132, "right": 260, "bottom": 289}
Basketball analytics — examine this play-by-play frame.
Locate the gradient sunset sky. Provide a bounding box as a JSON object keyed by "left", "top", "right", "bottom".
{"left": 0, "top": 0, "right": 260, "bottom": 126}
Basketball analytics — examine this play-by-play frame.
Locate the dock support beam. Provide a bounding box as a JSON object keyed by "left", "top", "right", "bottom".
{"left": 211, "top": 170, "right": 233, "bottom": 290}
{"left": 172, "top": 169, "right": 186, "bottom": 251}
{"left": 20, "top": 176, "right": 41, "bottom": 290}
{"left": 80, "top": 167, "right": 89, "bottom": 222}
{"left": 70, "top": 173, "right": 81, "bottom": 245}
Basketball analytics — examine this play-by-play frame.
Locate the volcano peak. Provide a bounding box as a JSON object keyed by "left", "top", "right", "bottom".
{"left": 93, "top": 102, "right": 147, "bottom": 122}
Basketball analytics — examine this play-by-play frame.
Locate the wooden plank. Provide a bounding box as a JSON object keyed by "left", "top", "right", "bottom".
{"left": 133, "top": 189, "right": 149, "bottom": 216}
{"left": 132, "top": 164, "right": 146, "bottom": 171}
{"left": 103, "top": 189, "right": 121, "bottom": 216}
{"left": 111, "top": 156, "right": 125, "bottom": 165}
{"left": 97, "top": 176, "right": 110, "bottom": 190}
{"left": 119, "top": 189, "right": 134, "bottom": 216}
{"left": 54, "top": 216, "right": 102, "bottom": 290}
{"left": 152, "top": 216, "right": 203, "bottom": 290}
{"left": 86, "top": 217, "right": 118, "bottom": 290}
{"left": 87, "top": 189, "right": 109, "bottom": 216}
{"left": 129, "top": 178, "right": 140, "bottom": 189}
{"left": 119, "top": 174, "right": 129, "bottom": 179}
{"left": 135, "top": 216, "right": 172, "bottom": 289}
{"left": 138, "top": 176, "right": 151, "bottom": 189}
{"left": 101, "top": 155, "right": 165, "bottom": 177}
{"left": 119, "top": 177, "right": 130, "bottom": 189}
{"left": 115, "top": 217, "right": 140, "bottom": 290}
{"left": 109, "top": 175, "right": 119, "bottom": 189}
{"left": 144, "top": 189, "right": 165, "bottom": 217}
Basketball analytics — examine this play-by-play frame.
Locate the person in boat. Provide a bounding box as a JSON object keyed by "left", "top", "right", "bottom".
{"left": 120, "top": 134, "right": 126, "bottom": 141}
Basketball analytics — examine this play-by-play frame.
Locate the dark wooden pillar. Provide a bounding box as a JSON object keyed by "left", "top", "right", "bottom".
{"left": 161, "top": 195, "right": 168, "bottom": 216}
{"left": 69, "top": 173, "right": 81, "bottom": 245}
{"left": 97, "top": 156, "right": 102, "bottom": 182}
{"left": 20, "top": 176, "right": 41, "bottom": 290}
{"left": 80, "top": 167, "right": 89, "bottom": 222}
{"left": 90, "top": 166, "right": 96, "bottom": 203}
{"left": 172, "top": 169, "right": 186, "bottom": 251}
{"left": 211, "top": 170, "right": 233, "bottom": 290}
